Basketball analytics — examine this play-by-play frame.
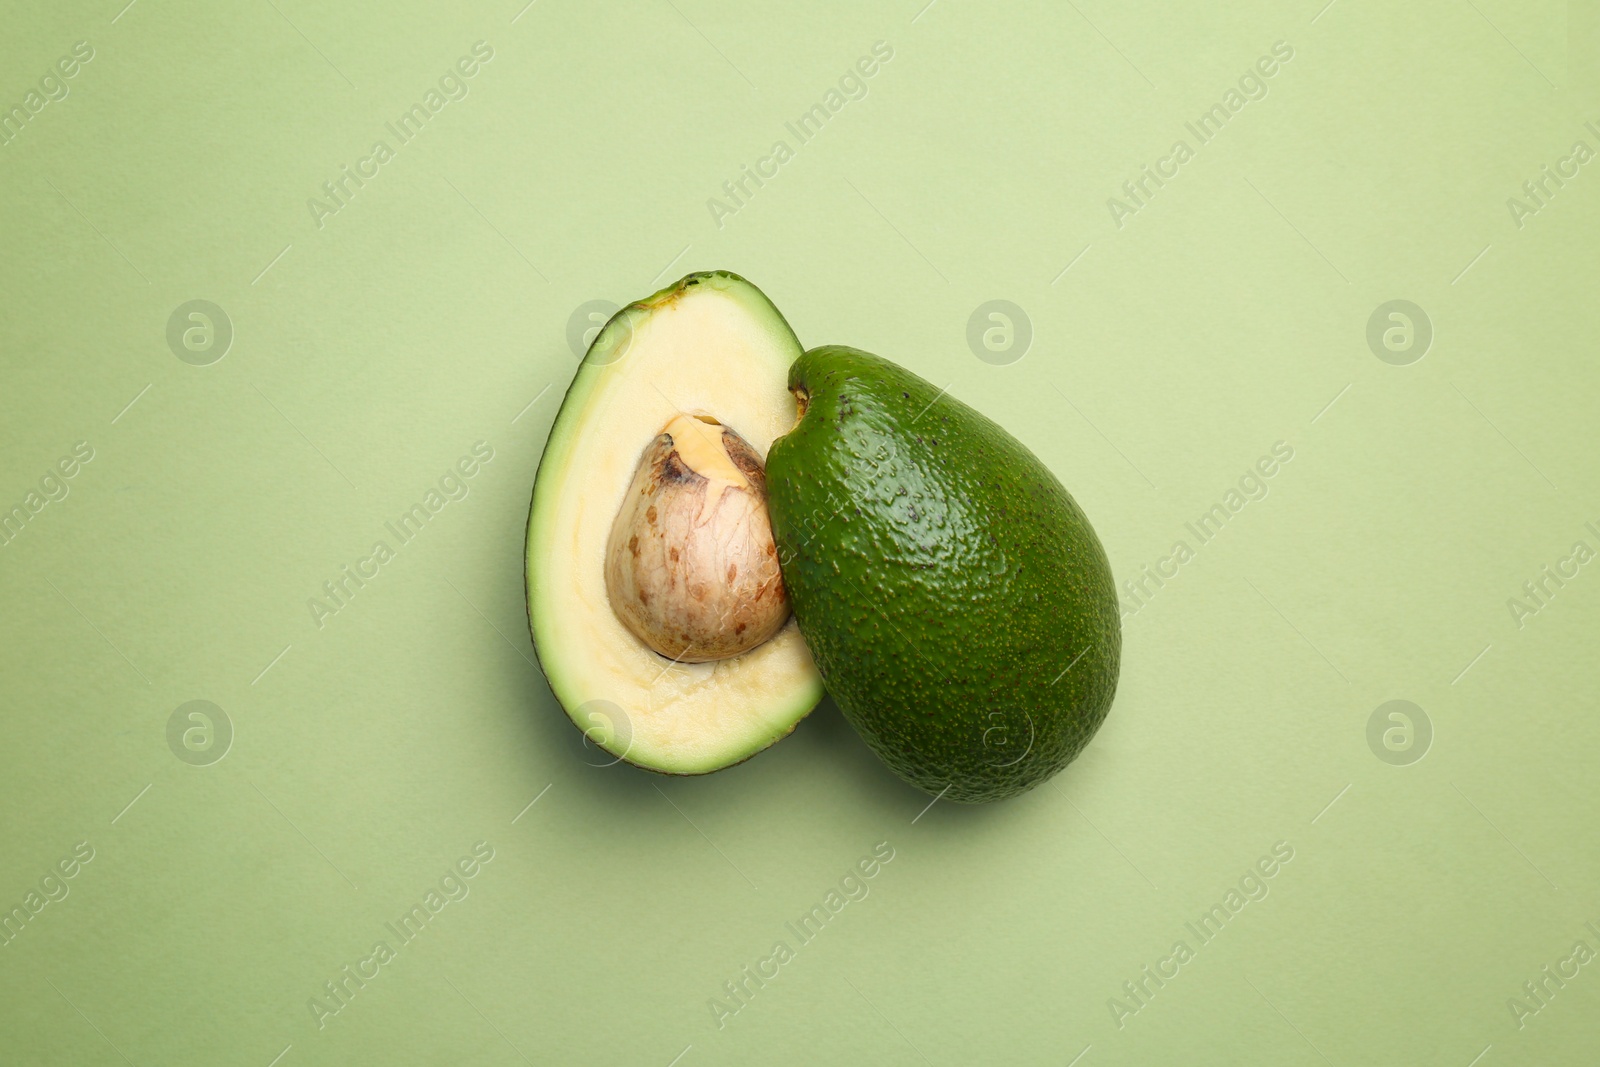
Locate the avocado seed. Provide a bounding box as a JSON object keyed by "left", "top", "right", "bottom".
{"left": 605, "top": 414, "right": 789, "bottom": 662}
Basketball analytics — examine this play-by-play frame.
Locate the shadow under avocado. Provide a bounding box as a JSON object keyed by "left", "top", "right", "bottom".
{"left": 528, "top": 682, "right": 1024, "bottom": 828}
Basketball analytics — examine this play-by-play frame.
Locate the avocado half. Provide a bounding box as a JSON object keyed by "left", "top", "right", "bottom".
{"left": 525, "top": 272, "right": 825, "bottom": 774}
{"left": 766, "top": 346, "right": 1121, "bottom": 802}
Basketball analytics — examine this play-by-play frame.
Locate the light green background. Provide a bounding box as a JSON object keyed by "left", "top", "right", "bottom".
{"left": 3, "top": 1, "right": 1597, "bottom": 1064}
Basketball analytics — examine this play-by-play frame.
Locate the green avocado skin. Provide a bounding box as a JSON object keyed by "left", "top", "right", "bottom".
{"left": 765, "top": 346, "right": 1121, "bottom": 803}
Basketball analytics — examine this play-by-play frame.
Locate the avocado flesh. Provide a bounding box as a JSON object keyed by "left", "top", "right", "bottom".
{"left": 765, "top": 346, "right": 1120, "bottom": 802}
{"left": 525, "top": 272, "right": 824, "bottom": 775}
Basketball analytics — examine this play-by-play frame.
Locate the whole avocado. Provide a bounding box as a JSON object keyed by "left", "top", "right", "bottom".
{"left": 765, "top": 346, "right": 1120, "bottom": 802}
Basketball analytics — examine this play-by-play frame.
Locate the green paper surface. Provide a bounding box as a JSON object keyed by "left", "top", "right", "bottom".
{"left": 2, "top": 1, "right": 1596, "bottom": 1063}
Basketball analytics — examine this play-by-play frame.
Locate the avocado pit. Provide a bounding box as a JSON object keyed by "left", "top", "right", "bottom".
{"left": 604, "top": 414, "right": 789, "bottom": 663}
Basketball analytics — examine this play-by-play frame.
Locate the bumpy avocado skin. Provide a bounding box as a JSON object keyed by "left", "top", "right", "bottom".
{"left": 765, "top": 346, "right": 1120, "bottom": 802}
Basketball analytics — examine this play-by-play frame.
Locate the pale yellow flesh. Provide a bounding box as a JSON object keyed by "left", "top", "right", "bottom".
{"left": 661, "top": 413, "right": 749, "bottom": 520}
{"left": 532, "top": 287, "right": 820, "bottom": 773}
